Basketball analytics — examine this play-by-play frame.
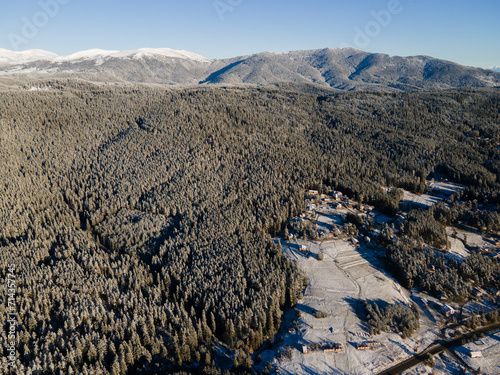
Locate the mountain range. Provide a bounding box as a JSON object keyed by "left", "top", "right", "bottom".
{"left": 1, "top": 47, "right": 499, "bottom": 92}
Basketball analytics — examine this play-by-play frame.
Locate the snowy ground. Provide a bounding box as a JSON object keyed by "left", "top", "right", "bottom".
{"left": 398, "top": 180, "right": 464, "bottom": 209}
{"left": 402, "top": 190, "right": 441, "bottom": 208}
{"left": 273, "top": 237, "right": 442, "bottom": 375}
{"left": 401, "top": 351, "right": 464, "bottom": 375}
{"left": 453, "top": 330, "right": 500, "bottom": 375}
{"left": 258, "top": 185, "right": 497, "bottom": 375}
{"left": 427, "top": 181, "right": 465, "bottom": 198}
{"left": 446, "top": 227, "right": 472, "bottom": 262}
{"left": 266, "top": 208, "right": 443, "bottom": 375}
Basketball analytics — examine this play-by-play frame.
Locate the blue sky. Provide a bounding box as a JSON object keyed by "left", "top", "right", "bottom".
{"left": 1, "top": 0, "right": 499, "bottom": 68}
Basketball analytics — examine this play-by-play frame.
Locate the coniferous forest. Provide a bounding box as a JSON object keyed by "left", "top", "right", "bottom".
{"left": 0, "top": 81, "right": 500, "bottom": 374}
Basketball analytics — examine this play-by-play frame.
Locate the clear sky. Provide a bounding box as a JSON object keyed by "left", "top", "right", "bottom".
{"left": 1, "top": 0, "right": 499, "bottom": 68}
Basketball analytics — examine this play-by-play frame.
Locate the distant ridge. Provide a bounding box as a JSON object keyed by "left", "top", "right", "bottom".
{"left": 1, "top": 47, "right": 499, "bottom": 92}
{"left": 0, "top": 48, "right": 210, "bottom": 64}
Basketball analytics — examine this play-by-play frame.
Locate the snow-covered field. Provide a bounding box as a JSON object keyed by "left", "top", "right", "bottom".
{"left": 446, "top": 227, "right": 472, "bottom": 261}
{"left": 454, "top": 330, "right": 500, "bottom": 375}
{"left": 402, "top": 190, "right": 441, "bottom": 208}
{"left": 265, "top": 204, "right": 445, "bottom": 374}
{"left": 273, "top": 236, "right": 441, "bottom": 375}
{"left": 399, "top": 180, "right": 464, "bottom": 208}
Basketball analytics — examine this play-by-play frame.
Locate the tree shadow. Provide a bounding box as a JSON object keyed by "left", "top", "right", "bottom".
{"left": 348, "top": 241, "right": 414, "bottom": 296}
{"left": 388, "top": 337, "right": 413, "bottom": 356}
{"left": 409, "top": 294, "right": 437, "bottom": 324}
{"left": 294, "top": 303, "right": 325, "bottom": 318}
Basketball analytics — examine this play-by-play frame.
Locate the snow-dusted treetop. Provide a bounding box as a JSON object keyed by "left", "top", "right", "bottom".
{"left": 0, "top": 48, "right": 210, "bottom": 65}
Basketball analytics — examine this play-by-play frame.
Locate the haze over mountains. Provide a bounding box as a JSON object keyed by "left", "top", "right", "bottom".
{"left": 1, "top": 47, "right": 499, "bottom": 92}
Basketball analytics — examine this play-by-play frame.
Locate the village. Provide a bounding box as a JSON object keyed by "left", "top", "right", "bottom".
{"left": 255, "top": 182, "right": 500, "bottom": 375}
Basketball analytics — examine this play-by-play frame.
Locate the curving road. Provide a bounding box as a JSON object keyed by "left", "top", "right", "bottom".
{"left": 378, "top": 322, "right": 500, "bottom": 375}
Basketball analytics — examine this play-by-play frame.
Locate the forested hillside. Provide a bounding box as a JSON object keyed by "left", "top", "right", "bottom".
{"left": 0, "top": 81, "right": 499, "bottom": 374}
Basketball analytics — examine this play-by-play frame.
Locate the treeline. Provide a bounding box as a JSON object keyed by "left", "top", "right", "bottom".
{"left": 0, "top": 81, "right": 499, "bottom": 373}
{"left": 386, "top": 238, "right": 500, "bottom": 301}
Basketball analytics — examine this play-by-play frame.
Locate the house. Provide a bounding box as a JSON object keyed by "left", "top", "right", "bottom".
{"left": 472, "top": 287, "right": 485, "bottom": 297}
{"left": 469, "top": 351, "right": 482, "bottom": 358}
{"left": 301, "top": 345, "right": 309, "bottom": 354}
{"left": 356, "top": 342, "right": 381, "bottom": 350}
{"left": 306, "top": 203, "right": 316, "bottom": 211}
{"left": 442, "top": 304, "right": 455, "bottom": 316}
{"left": 490, "top": 288, "right": 500, "bottom": 297}
{"left": 486, "top": 252, "right": 499, "bottom": 260}
{"left": 351, "top": 238, "right": 359, "bottom": 245}
{"left": 356, "top": 343, "right": 371, "bottom": 350}
{"left": 332, "top": 191, "right": 343, "bottom": 200}
{"left": 439, "top": 293, "right": 448, "bottom": 301}
{"left": 323, "top": 343, "right": 344, "bottom": 353}
{"left": 308, "top": 190, "right": 319, "bottom": 196}
{"left": 299, "top": 245, "right": 308, "bottom": 252}
{"left": 335, "top": 203, "right": 343, "bottom": 210}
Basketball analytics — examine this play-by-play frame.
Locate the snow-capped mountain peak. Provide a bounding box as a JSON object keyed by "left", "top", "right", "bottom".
{"left": 487, "top": 66, "right": 500, "bottom": 72}
{"left": 112, "top": 48, "right": 210, "bottom": 62}
{"left": 0, "top": 49, "right": 58, "bottom": 64}
{"left": 54, "top": 49, "right": 121, "bottom": 62}
{"left": 0, "top": 48, "right": 210, "bottom": 66}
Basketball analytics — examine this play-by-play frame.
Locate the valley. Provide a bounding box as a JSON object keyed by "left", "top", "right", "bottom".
{"left": 0, "top": 83, "right": 499, "bottom": 374}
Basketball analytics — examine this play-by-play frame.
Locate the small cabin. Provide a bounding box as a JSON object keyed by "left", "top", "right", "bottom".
{"left": 356, "top": 341, "right": 381, "bottom": 350}
{"left": 442, "top": 304, "right": 455, "bottom": 316}
{"left": 323, "top": 343, "right": 344, "bottom": 353}
{"left": 469, "top": 351, "right": 482, "bottom": 358}
{"left": 472, "top": 287, "right": 485, "bottom": 297}
{"left": 332, "top": 191, "right": 343, "bottom": 200}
